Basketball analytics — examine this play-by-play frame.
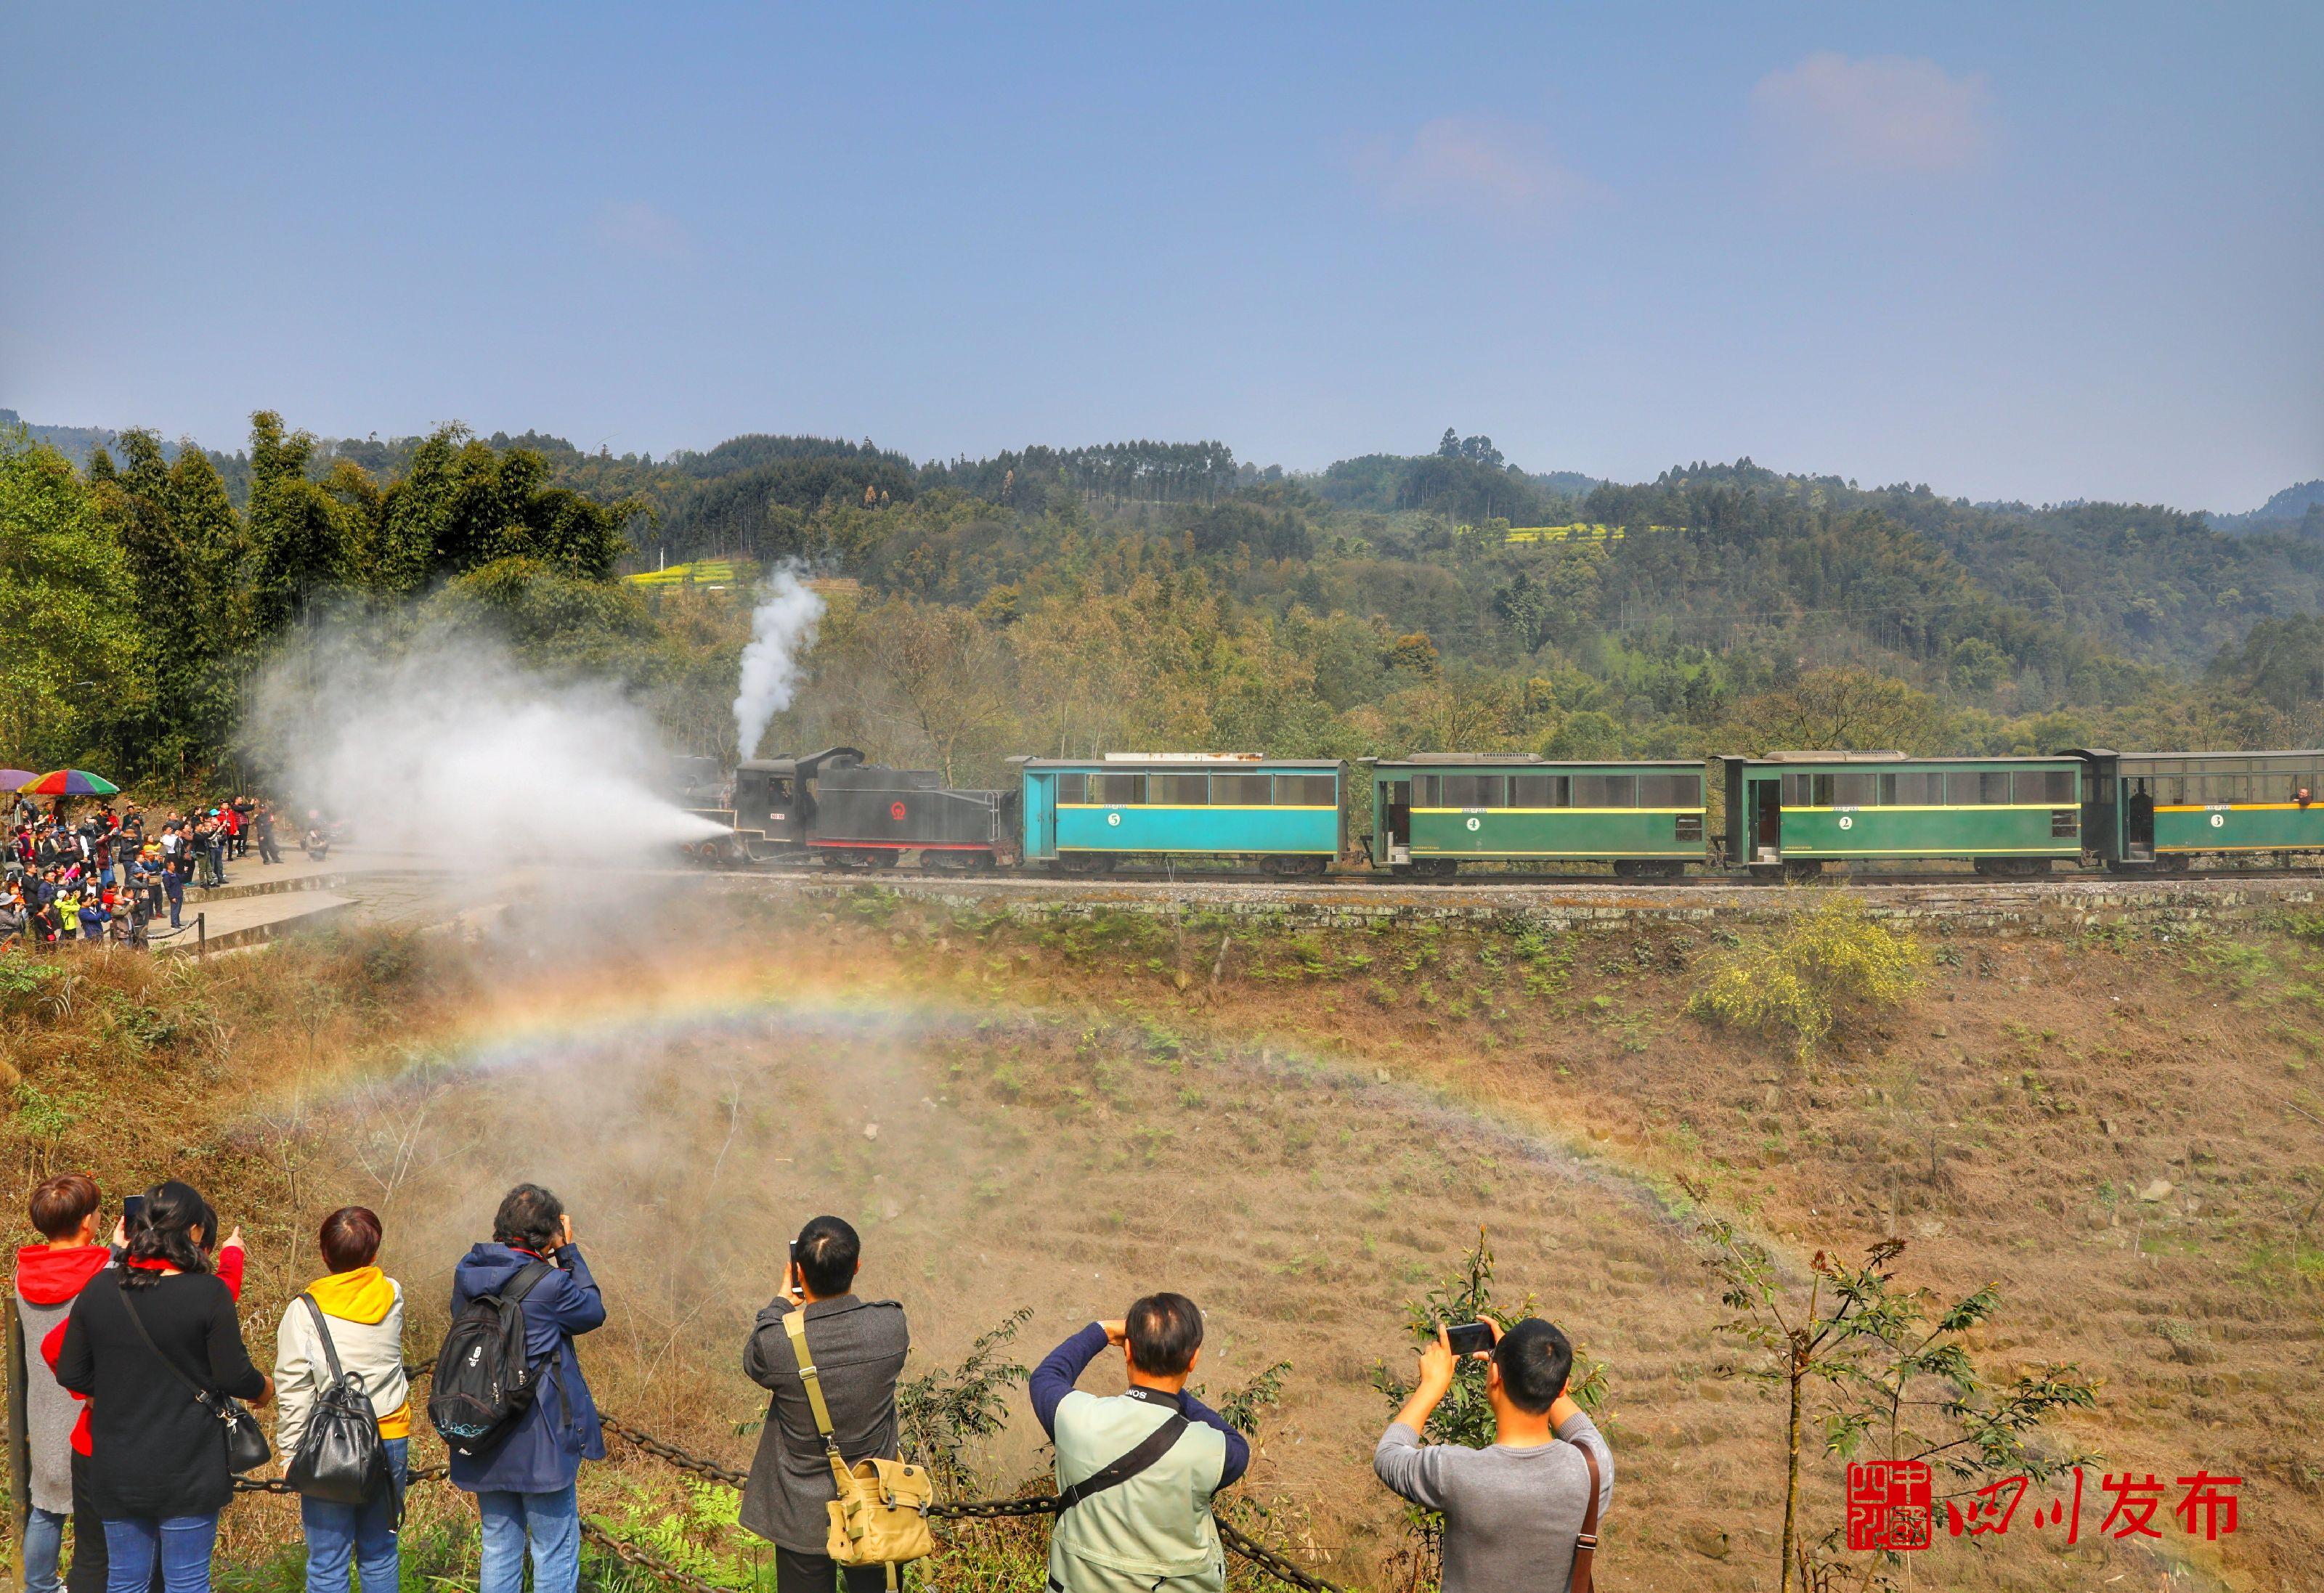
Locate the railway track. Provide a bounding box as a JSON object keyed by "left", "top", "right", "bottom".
{"left": 702, "top": 859, "right": 2324, "bottom": 891}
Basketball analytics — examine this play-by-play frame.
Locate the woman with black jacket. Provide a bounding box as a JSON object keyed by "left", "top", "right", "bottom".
{"left": 54, "top": 1181, "right": 272, "bottom": 1593}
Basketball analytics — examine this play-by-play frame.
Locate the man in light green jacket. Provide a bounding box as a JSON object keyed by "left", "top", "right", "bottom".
{"left": 1030, "top": 1295, "right": 1252, "bottom": 1593}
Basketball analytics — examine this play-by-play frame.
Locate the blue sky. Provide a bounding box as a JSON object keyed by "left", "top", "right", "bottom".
{"left": 4, "top": 4, "right": 2318, "bottom": 510}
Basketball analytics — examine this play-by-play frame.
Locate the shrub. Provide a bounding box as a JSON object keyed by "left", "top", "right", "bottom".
{"left": 1688, "top": 896, "right": 1926, "bottom": 1057}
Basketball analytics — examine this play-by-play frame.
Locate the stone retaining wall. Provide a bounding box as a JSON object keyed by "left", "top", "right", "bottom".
{"left": 709, "top": 870, "right": 2324, "bottom": 938}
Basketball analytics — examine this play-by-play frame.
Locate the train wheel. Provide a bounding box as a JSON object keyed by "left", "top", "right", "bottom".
{"left": 1781, "top": 860, "right": 1825, "bottom": 882}
{"left": 1057, "top": 853, "right": 1116, "bottom": 875}
{"left": 1410, "top": 858, "right": 1458, "bottom": 881}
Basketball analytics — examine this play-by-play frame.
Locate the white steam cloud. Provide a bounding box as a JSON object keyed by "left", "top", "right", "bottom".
{"left": 733, "top": 566, "right": 824, "bottom": 762}
{"left": 249, "top": 624, "right": 726, "bottom": 866}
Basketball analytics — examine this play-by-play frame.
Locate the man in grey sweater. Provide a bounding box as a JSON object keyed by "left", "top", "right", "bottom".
{"left": 1374, "top": 1316, "right": 1612, "bottom": 1593}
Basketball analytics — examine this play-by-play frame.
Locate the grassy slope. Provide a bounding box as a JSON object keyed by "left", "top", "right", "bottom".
{"left": 2, "top": 902, "right": 2319, "bottom": 1592}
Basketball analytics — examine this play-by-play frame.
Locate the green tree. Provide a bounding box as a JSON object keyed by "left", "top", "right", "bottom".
{"left": 0, "top": 433, "right": 142, "bottom": 769}
{"left": 1687, "top": 1210, "right": 2097, "bottom": 1593}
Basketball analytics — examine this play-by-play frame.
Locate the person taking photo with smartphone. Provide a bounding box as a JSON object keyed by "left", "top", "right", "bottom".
{"left": 1374, "top": 1315, "right": 1612, "bottom": 1593}
{"left": 737, "top": 1216, "right": 911, "bottom": 1593}
{"left": 52, "top": 1181, "right": 270, "bottom": 1593}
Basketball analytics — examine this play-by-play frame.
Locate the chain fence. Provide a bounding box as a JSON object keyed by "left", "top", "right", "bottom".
{"left": 228, "top": 1359, "right": 1346, "bottom": 1593}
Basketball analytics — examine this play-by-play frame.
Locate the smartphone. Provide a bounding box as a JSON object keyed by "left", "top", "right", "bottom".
{"left": 1445, "top": 1321, "right": 1495, "bottom": 1356}
{"left": 122, "top": 1194, "right": 147, "bottom": 1228}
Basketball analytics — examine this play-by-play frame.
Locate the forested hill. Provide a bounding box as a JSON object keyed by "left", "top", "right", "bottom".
{"left": 2206, "top": 478, "right": 2324, "bottom": 537}
{"left": 5, "top": 409, "right": 2321, "bottom": 787}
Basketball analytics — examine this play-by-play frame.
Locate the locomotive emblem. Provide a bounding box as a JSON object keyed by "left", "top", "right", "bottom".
{"left": 890, "top": 801, "right": 907, "bottom": 821}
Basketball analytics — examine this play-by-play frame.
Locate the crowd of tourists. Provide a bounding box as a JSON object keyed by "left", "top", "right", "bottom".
{"left": 1, "top": 799, "right": 285, "bottom": 948}
{"left": 12, "top": 1176, "right": 1612, "bottom": 1593}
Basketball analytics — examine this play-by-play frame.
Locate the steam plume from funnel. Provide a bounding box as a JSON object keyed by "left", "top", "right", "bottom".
{"left": 248, "top": 622, "right": 725, "bottom": 864}
{"left": 734, "top": 566, "right": 825, "bottom": 761}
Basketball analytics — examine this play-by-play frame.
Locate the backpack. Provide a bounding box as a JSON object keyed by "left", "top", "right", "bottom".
{"left": 286, "top": 1293, "right": 392, "bottom": 1504}
{"left": 426, "top": 1259, "right": 556, "bottom": 1456}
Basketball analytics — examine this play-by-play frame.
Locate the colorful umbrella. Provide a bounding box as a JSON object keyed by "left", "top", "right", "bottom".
{"left": 0, "top": 770, "right": 36, "bottom": 791}
{"left": 18, "top": 770, "right": 121, "bottom": 796}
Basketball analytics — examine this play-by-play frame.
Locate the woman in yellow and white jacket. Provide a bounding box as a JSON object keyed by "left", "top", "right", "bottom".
{"left": 274, "top": 1207, "right": 410, "bottom": 1593}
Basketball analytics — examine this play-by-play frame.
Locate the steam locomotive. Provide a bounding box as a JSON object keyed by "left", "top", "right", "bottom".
{"left": 684, "top": 749, "right": 1016, "bottom": 870}
{"left": 679, "top": 746, "right": 2324, "bottom": 879}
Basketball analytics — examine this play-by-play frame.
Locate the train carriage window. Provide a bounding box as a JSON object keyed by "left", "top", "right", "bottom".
{"left": 1574, "top": 773, "right": 1638, "bottom": 807}
{"left": 1443, "top": 774, "right": 1508, "bottom": 807}
{"left": 2157, "top": 773, "right": 2184, "bottom": 805}
{"left": 1055, "top": 773, "right": 1087, "bottom": 804}
{"left": 1097, "top": 773, "right": 1147, "bottom": 805}
{"left": 1153, "top": 773, "right": 1209, "bottom": 805}
{"left": 1639, "top": 773, "right": 1703, "bottom": 807}
{"left": 1213, "top": 774, "right": 1272, "bottom": 805}
{"left": 1511, "top": 773, "right": 1567, "bottom": 807}
{"left": 1890, "top": 771, "right": 1945, "bottom": 805}
{"left": 1416, "top": 774, "right": 1440, "bottom": 807}
{"left": 1274, "top": 773, "right": 1338, "bottom": 807}
{"left": 2015, "top": 770, "right": 2077, "bottom": 805}
{"left": 1832, "top": 773, "right": 1880, "bottom": 808}
{"left": 1951, "top": 771, "right": 2012, "bottom": 804}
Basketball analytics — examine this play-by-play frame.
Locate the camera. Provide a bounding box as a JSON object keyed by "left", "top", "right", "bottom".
{"left": 1445, "top": 1321, "right": 1495, "bottom": 1356}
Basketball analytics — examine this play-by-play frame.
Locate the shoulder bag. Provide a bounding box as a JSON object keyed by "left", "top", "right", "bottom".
{"left": 285, "top": 1293, "right": 391, "bottom": 1503}
{"left": 1567, "top": 1435, "right": 1604, "bottom": 1592}
{"left": 116, "top": 1274, "right": 272, "bottom": 1473}
{"left": 782, "top": 1308, "right": 934, "bottom": 1587}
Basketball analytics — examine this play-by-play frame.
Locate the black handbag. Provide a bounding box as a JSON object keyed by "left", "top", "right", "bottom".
{"left": 285, "top": 1293, "right": 391, "bottom": 1503}
{"left": 116, "top": 1274, "right": 272, "bottom": 1473}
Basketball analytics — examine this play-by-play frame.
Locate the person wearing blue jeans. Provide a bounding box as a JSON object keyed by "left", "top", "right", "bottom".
{"left": 275, "top": 1207, "right": 416, "bottom": 1593}
{"left": 99, "top": 1517, "right": 219, "bottom": 1593}
{"left": 449, "top": 1185, "right": 606, "bottom": 1593}
{"left": 24, "top": 1504, "right": 68, "bottom": 1593}
{"left": 478, "top": 1487, "right": 582, "bottom": 1593}
{"left": 299, "top": 1438, "right": 410, "bottom": 1593}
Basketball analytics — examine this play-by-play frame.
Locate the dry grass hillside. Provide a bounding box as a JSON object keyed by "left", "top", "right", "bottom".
{"left": 1, "top": 892, "right": 2318, "bottom": 1592}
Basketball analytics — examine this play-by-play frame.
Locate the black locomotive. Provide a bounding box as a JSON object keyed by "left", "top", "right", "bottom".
{"left": 683, "top": 748, "right": 1015, "bottom": 870}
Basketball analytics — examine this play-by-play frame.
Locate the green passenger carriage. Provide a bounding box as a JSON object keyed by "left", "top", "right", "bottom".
{"left": 2073, "top": 749, "right": 2324, "bottom": 868}
{"left": 1717, "top": 751, "right": 2087, "bottom": 877}
{"left": 1369, "top": 755, "right": 1707, "bottom": 879}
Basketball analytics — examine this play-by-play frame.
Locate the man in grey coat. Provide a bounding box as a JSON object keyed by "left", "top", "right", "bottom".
{"left": 739, "top": 1216, "right": 910, "bottom": 1593}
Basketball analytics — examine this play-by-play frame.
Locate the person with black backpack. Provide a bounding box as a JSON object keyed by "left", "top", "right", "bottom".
{"left": 437, "top": 1185, "right": 605, "bottom": 1593}
{"left": 275, "top": 1207, "right": 410, "bottom": 1593}
{"left": 50, "top": 1181, "right": 272, "bottom": 1593}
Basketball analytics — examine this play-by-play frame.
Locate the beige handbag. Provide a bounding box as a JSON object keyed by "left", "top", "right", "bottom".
{"left": 783, "top": 1310, "right": 935, "bottom": 1585}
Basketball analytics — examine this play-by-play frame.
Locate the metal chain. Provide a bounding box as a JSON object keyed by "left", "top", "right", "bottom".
{"left": 1216, "top": 1520, "right": 1342, "bottom": 1593}
{"left": 598, "top": 1411, "right": 750, "bottom": 1488}
{"left": 578, "top": 1520, "right": 742, "bottom": 1593}
{"left": 232, "top": 1464, "right": 449, "bottom": 1495}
